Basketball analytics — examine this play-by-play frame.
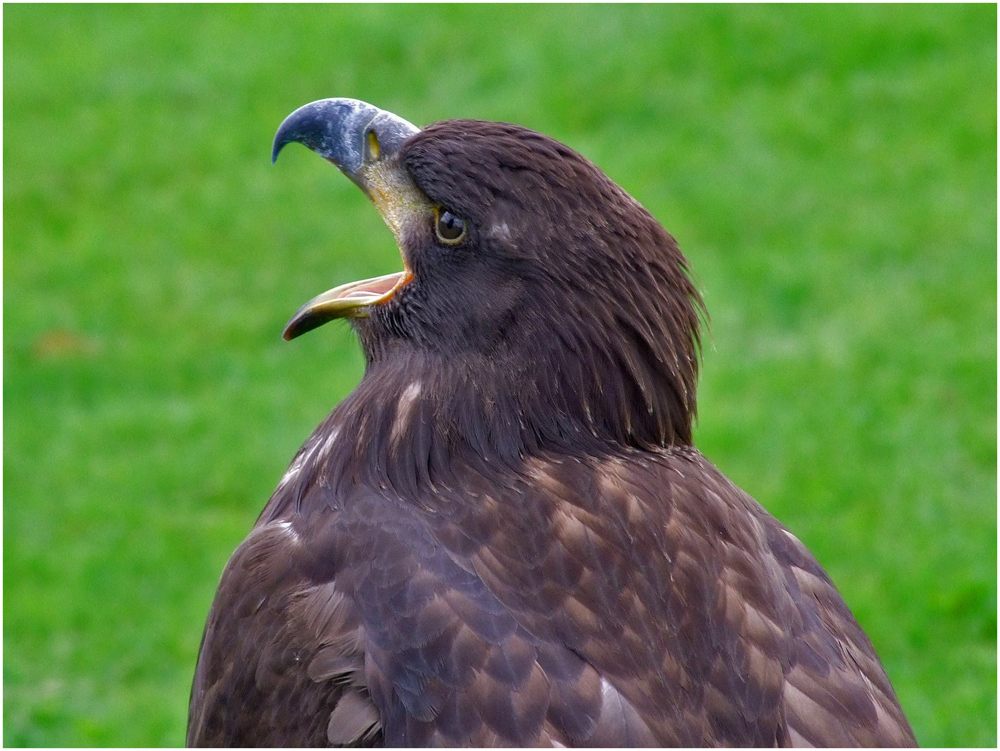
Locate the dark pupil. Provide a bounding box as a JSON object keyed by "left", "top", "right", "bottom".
{"left": 438, "top": 211, "right": 464, "bottom": 240}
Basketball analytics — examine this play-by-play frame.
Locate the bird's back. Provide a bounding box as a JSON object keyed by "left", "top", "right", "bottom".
{"left": 188, "top": 443, "right": 915, "bottom": 747}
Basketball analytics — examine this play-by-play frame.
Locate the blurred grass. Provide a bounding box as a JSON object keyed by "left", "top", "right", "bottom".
{"left": 3, "top": 4, "right": 995, "bottom": 747}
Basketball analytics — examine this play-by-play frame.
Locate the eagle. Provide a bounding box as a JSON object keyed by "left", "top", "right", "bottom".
{"left": 187, "top": 98, "right": 916, "bottom": 747}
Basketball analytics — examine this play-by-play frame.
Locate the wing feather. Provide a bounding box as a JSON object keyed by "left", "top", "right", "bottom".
{"left": 190, "top": 444, "right": 914, "bottom": 747}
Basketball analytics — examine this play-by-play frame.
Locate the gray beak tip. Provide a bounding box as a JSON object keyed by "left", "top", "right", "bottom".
{"left": 271, "top": 98, "right": 419, "bottom": 177}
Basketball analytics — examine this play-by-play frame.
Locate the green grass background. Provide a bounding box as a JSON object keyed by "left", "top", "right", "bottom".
{"left": 4, "top": 4, "right": 995, "bottom": 747}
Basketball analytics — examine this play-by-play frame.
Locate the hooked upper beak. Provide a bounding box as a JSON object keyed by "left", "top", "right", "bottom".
{"left": 272, "top": 98, "right": 422, "bottom": 340}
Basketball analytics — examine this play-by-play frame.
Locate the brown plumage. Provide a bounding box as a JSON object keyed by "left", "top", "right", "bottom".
{"left": 187, "top": 99, "right": 916, "bottom": 747}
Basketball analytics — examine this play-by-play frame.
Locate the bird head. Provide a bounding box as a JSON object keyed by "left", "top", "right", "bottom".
{"left": 272, "top": 98, "right": 703, "bottom": 452}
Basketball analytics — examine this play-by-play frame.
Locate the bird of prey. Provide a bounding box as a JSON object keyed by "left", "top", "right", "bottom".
{"left": 187, "top": 98, "right": 916, "bottom": 747}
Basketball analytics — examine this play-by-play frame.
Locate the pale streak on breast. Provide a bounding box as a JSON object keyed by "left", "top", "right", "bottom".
{"left": 276, "top": 441, "right": 316, "bottom": 492}
{"left": 390, "top": 381, "right": 422, "bottom": 447}
{"left": 317, "top": 425, "right": 342, "bottom": 461}
{"left": 272, "top": 519, "right": 300, "bottom": 544}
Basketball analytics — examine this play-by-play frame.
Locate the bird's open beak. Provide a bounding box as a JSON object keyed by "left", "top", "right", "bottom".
{"left": 272, "top": 98, "right": 423, "bottom": 340}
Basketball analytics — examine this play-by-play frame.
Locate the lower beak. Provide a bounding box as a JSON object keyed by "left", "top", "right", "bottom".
{"left": 282, "top": 270, "right": 412, "bottom": 341}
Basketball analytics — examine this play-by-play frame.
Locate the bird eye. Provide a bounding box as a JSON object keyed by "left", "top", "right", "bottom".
{"left": 435, "top": 209, "right": 466, "bottom": 244}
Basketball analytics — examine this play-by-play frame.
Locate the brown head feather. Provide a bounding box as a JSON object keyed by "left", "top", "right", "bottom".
{"left": 323, "top": 120, "right": 705, "bottom": 505}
